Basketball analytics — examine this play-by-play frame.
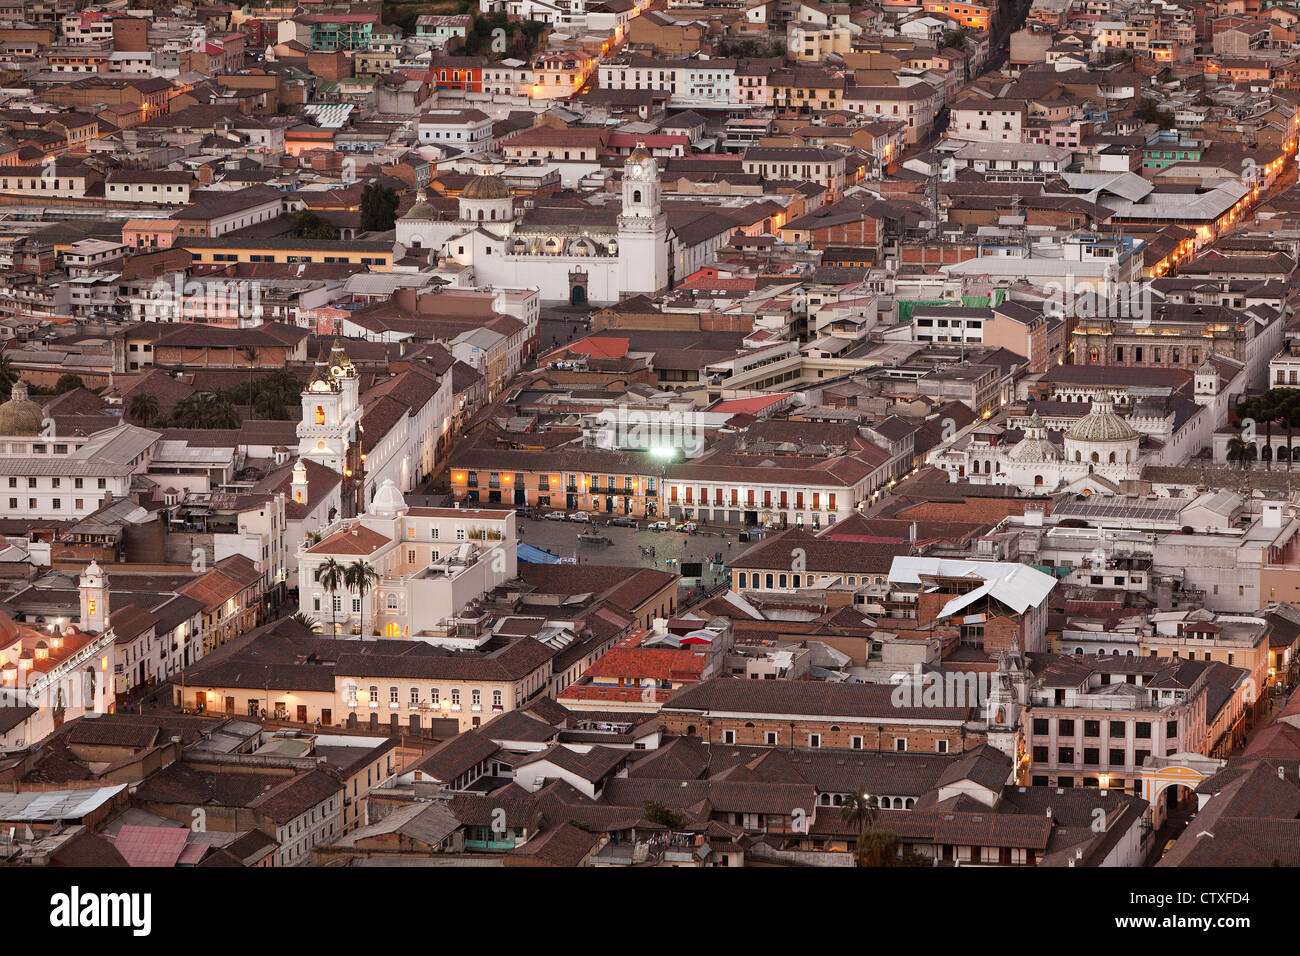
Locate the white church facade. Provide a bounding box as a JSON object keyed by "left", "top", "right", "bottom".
{"left": 397, "top": 148, "right": 671, "bottom": 307}
{"left": 935, "top": 398, "right": 1155, "bottom": 494}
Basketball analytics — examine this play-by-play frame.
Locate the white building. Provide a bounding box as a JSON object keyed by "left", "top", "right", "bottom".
{"left": 937, "top": 399, "right": 1155, "bottom": 493}
{"left": 416, "top": 109, "right": 494, "bottom": 148}
{"left": 398, "top": 150, "right": 669, "bottom": 306}
{"left": 297, "top": 482, "right": 517, "bottom": 640}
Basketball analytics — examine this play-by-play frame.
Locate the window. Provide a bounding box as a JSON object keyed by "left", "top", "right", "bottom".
{"left": 409, "top": 687, "right": 419, "bottom": 707}
{"left": 935, "top": 740, "right": 948, "bottom": 754}
{"left": 765, "top": 731, "right": 779, "bottom": 745}
{"left": 723, "top": 729, "right": 736, "bottom": 744}
{"left": 850, "top": 735, "right": 863, "bottom": 750}
{"left": 894, "top": 738, "right": 907, "bottom": 752}
{"left": 450, "top": 688, "right": 461, "bottom": 707}
{"left": 389, "top": 686, "right": 399, "bottom": 705}
{"left": 808, "top": 733, "right": 821, "bottom": 748}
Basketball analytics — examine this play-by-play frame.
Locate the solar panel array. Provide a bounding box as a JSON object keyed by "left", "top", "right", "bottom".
{"left": 1054, "top": 499, "right": 1183, "bottom": 523}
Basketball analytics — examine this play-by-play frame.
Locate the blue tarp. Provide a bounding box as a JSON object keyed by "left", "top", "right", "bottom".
{"left": 518, "top": 543, "right": 561, "bottom": 564}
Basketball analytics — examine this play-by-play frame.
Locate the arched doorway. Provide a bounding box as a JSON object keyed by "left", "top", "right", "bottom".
{"left": 569, "top": 267, "right": 588, "bottom": 307}
{"left": 1140, "top": 754, "right": 1224, "bottom": 830}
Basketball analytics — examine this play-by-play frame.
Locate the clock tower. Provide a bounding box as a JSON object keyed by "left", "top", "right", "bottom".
{"left": 617, "top": 143, "right": 669, "bottom": 298}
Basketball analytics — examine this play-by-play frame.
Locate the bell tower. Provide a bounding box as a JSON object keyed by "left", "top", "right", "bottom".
{"left": 79, "top": 561, "right": 109, "bottom": 632}
{"left": 617, "top": 143, "right": 669, "bottom": 298}
{"left": 986, "top": 646, "right": 1030, "bottom": 781}
{"left": 297, "top": 339, "right": 361, "bottom": 476}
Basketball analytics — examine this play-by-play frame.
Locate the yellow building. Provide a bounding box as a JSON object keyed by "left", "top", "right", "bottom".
{"left": 180, "top": 237, "right": 394, "bottom": 271}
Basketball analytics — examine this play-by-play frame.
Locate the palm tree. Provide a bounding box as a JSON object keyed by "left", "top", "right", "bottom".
{"left": 253, "top": 390, "right": 285, "bottom": 420}
{"left": 1227, "top": 436, "right": 1258, "bottom": 470}
{"left": 345, "top": 560, "right": 380, "bottom": 637}
{"left": 239, "top": 345, "right": 258, "bottom": 407}
{"left": 128, "top": 392, "right": 159, "bottom": 425}
{"left": 840, "top": 788, "right": 880, "bottom": 864}
{"left": 319, "top": 558, "right": 345, "bottom": 636}
{"left": 173, "top": 392, "right": 241, "bottom": 429}
{"left": 290, "top": 612, "right": 321, "bottom": 632}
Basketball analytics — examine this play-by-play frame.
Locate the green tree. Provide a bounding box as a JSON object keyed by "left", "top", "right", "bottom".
{"left": 173, "top": 392, "right": 240, "bottom": 429}
{"left": 939, "top": 28, "right": 967, "bottom": 50}
{"left": 1136, "top": 97, "right": 1173, "bottom": 130}
{"left": 319, "top": 558, "right": 345, "bottom": 636}
{"left": 360, "top": 183, "right": 400, "bottom": 232}
{"left": 288, "top": 209, "right": 339, "bottom": 241}
{"left": 253, "top": 390, "right": 287, "bottom": 420}
{"left": 856, "top": 830, "right": 930, "bottom": 867}
{"left": 0, "top": 353, "right": 17, "bottom": 399}
{"left": 128, "top": 392, "right": 159, "bottom": 425}
{"left": 53, "top": 374, "right": 84, "bottom": 393}
{"left": 642, "top": 800, "right": 688, "bottom": 830}
{"left": 345, "top": 559, "right": 380, "bottom": 636}
{"left": 840, "top": 788, "right": 879, "bottom": 863}
{"left": 291, "top": 612, "right": 322, "bottom": 632}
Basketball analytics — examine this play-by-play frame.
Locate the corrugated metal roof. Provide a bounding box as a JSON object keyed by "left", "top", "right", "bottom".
{"left": 889, "top": 556, "right": 1055, "bottom": 618}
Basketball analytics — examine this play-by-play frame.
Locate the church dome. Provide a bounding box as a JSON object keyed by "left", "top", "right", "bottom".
{"left": 628, "top": 142, "right": 652, "bottom": 163}
{"left": 1065, "top": 398, "right": 1136, "bottom": 443}
{"left": 461, "top": 173, "right": 510, "bottom": 200}
{"left": 0, "top": 382, "right": 43, "bottom": 436}
{"left": 369, "top": 478, "right": 407, "bottom": 517}
{"left": 1006, "top": 413, "right": 1061, "bottom": 462}
{"left": 404, "top": 198, "right": 437, "bottom": 220}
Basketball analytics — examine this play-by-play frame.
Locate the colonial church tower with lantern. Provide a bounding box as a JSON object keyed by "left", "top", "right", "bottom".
{"left": 297, "top": 339, "right": 365, "bottom": 516}
{"left": 617, "top": 144, "right": 669, "bottom": 297}
{"left": 298, "top": 339, "right": 361, "bottom": 472}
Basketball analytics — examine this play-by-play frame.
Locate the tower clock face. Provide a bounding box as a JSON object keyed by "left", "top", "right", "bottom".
{"left": 630, "top": 164, "right": 643, "bottom": 179}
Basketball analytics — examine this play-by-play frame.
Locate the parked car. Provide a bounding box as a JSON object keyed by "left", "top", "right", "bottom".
{"left": 567, "top": 511, "right": 591, "bottom": 522}
{"left": 609, "top": 516, "right": 637, "bottom": 528}
{"left": 514, "top": 507, "right": 532, "bottom": 518}
{"left": 677, "top": 522, "right": 698, "bottom": 533}
{"left": 543, "top": 511, "right": 568, "bottom": 521}
{"left": 647, "top": 521, "right": 669, "bottom": 532}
